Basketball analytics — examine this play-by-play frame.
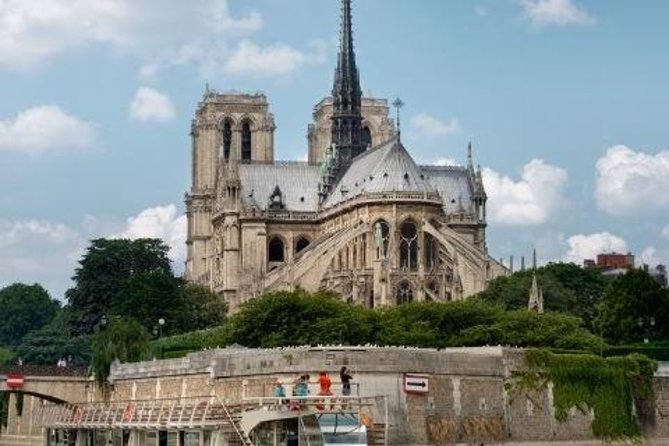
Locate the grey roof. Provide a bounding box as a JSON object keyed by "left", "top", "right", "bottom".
{"left": 238, "top": 162, "right": 321, "bottom": 212}
{"left": 324, "top": 139, "right": 435, "bottom": 208}
{"left": 421, "top": 165, "right": 474, "bottom": 214}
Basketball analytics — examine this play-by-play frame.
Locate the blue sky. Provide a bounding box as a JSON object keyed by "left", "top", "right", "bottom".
{"left": 1, "top": 0, "right": 668, "bottom": 300}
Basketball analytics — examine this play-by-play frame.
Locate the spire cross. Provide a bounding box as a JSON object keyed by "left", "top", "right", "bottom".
{"left": 392, "top": 97, "right": 405, "bottom": 137}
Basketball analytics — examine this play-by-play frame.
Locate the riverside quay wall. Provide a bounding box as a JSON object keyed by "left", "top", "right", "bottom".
{"left": 2, "top": 347, "right": 668, "bottom": 445}
{"left": 107, "top": 346, "right": 669, "bottom": 445}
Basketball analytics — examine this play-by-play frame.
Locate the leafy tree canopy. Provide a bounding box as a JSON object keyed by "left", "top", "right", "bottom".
{"left": 181, "top": 283, "right": 228, "bottom": 332}
{"left": 595, "top": 269, "right": 669, "bottom": 345}
{"left": 160, "top": 290, "right": 603, "bottom": 354}
{"left": 476, "top": 262, "right": 607, "bottom": 329}
{"left": 0, "top": 283, "right": 60, "bottom": 347}
{"left": 0, "top": 347, "right": 13, "bottom": 365}
{"left": 15, "top": 326, "right": 89, "bottom": 367}
{"left": 228, "top": 289, "right": 378, "bottom": 347}
{"left": 66, "top": 238, "right": 172, "bottom": 335}
{"left": 90, "top": 317, "right": 150, "bottom": 388}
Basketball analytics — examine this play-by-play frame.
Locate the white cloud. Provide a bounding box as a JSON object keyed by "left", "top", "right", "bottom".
{"left": 639, "top": 246, "right": 668, "bottom": 268}
{"left": 562, "top": 232, "right": 628, "bottom": 264}
{"left": 0, "top": 105, "right": 96, "bottom": 154}
{"left": 0, "top": 219, "right": 85, "bottom": 299}
{"left": 112, "top": 204, "right": 187, "bottom": 265}
{"left": 482, "top": 159, "right": 568, "bottom": 225}
{"left": 129, "top": 87, "right": 176, "bottom": 123}
{"left": 0, "top": 0, "right": 320, "bottom": 78}
{"left": 521, "top": 0, "right": 594, "bottom": 27}
{"left": 224, "top": 40, "right": 306, "bottom": 76}
{"left": 595, "top": 145, "right": 669, "bottom": 215}
{"left": 411, "top": 113, "right": 460, "bottom": 138}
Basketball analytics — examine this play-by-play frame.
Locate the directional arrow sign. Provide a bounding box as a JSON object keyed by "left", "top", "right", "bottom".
{"left": 404, "top": 373, "right": 429, "bottom": 394}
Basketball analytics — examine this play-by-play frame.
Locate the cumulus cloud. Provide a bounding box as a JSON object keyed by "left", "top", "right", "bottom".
{"left": 112, "top": 204, "right": 187, "bottom": 265}
{"left": 521, "top": 0, "right": 594, "bottom": 27}
{"left": 411, "top": 113, "right": 460, "bottom": 138}
{"left": 562, "top": 232, "right": 628, "bottom": 264}
{"left": 224, "top": 40, "right": 307, "bottom": 76}
{"left": 129, "top": 87, "right": 176, "bottom": 123}
{"left": 0, "top": 0, "right": 320, "bottom": 78}
{"left": 638, "top": 246, "right": 668, "bottom": 268}
{"left": 482, "top": 159, "right": 568, "bottom": 225}
{"left": 0, "top": 105, "right": 96, "bottom": 154}
{"left": 0, "top": 219, "right": 85, "bottom": 299}
{"left": 595, "top": 145, "right": 669, "bottom": 215}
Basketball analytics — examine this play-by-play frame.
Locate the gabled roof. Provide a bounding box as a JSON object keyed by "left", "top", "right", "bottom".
{"left": 323, "top": 138, "right": 435, "bottom": 208}
{"left": 238, "top": 162, "right": 321, "bottom": 212}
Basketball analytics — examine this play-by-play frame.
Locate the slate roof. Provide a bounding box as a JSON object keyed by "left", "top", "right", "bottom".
{"left": 238, "top": 162, "right": 321, "bottom": 212}
{"left": 421, "top": 165, "right": 474, "bottom": 214}
{"left": 323, "top": 138, "right": 436, "bottom": 208}
{"left": 235, "top": 143, "right": 476, "bottom": 216}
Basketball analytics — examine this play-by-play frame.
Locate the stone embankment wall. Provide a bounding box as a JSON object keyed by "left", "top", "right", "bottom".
{"left": 108, "top": 346, "right": 669, "bottom": 445}
{"left": 2, "top": 348, "right": 667, "bottom": 445}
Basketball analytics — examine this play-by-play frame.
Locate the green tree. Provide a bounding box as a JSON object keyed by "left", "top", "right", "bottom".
{"left": 0, "top": 283, "right": 60, "bottom": 347}
{"left": 66, "top": 238, "right": 172, "bottom": 335}
{"left": 229, "top": 289, "right": 377, "bottom": 347}
{"left": 596, "top": 269, "right": 669, "bottom": 344}
{"left": 90, "top": 317, "right": 150, "bottom": 389}
{"left": 476, "top": 262, "right": 607, "bottom": 329}
{"left": 458, "top": 310, "right": 603, "bottom": 351}
{"left": 181, "top": 283, "right": 228, "bottom": 331}
{"left": 0, "top": 346, "right": 13, "bottom": 365}
{"left": 14, "top": 327, "right": 89, "bottom": 366}
{"left": 112, "top": 272, "right": 185, "bottom": 335}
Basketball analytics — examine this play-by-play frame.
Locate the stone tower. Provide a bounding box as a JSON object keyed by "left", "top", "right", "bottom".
{"left": 185, "top": 90, "right": 276, "bottom": 283}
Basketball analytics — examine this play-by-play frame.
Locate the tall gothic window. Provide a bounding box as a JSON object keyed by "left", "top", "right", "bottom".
{"left": 362, "top": 126, "right": 372, "bottom": 149}
{"left": 241, "top": 121, "right": 252, "bottom": 162}
{"left": 222, "top": 119, "right": 232, "bottom": 160}
{"left": 424, "top": 233, "right": 439, "bottom": 269}
{"left": 373, "top": 220, "right": 390, "bottom": 259}
{"left": 399, "top": 220, "right": 418, "bottom": 270}
{"left": 396, "top": 282, "right": 413, "bottom": 305}
{"left": 295, "top": 236, "right": 310, "bottom": 254}
{"left": 268, "top": 236, "right": 285, "bottom": 267}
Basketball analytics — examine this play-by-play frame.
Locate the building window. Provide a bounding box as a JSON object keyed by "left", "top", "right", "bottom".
{"left": 399, "top": 220, "right": 418, "bottom": 270}
{"left": 362, "top": 126, "right": 372, "bottom": 149}
{"left": 396, "top": 282, "right": 413, "bottom": 305}
{"left": 424, "top": 233, "right": 439, "bottom": 269}
{"left": 373, "top": 220, "right": 390, "bottom": 259}
{"left": 295, "top": 236, "right": 310, "bottom": 254}
{"left": 268, "top": 237, "right": 285, "bottom": 266}
{"left": 241, "top": 121, "right": 252, "bottom": 162}
{"left": 222, "top": 119, "right": 232, "bottom": 160}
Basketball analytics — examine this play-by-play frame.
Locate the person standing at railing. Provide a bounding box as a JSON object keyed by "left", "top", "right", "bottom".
{"left": 316, "top": 372, "right": 334, "bottom": 410}
{"left": 340, "top": 366, "right": 353, "bottom": 396}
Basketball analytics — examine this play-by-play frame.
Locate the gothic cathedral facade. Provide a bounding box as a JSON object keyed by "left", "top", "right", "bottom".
{"left": 185, "top": 0, "right": 508, "bottom": 312}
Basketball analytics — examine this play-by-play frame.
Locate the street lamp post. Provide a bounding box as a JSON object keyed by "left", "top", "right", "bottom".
{"left": 155, "top": 318, "right": 166, "bottom": 359}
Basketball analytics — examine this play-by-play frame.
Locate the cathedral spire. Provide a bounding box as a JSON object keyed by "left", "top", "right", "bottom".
{"left": 331, "top": 0, "right": 364, "bottom": 165}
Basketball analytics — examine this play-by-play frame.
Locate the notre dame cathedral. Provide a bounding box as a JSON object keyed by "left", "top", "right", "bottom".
{"left": 185, "top": 0, "right": 508, "bottom": 312}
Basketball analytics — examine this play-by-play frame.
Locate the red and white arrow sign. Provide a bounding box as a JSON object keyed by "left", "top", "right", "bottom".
{"left": 6, "top": 373, "right": 24, "bottom": 388}
{"left": 404, "top": 373, "right": 429, "bottom": 394}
